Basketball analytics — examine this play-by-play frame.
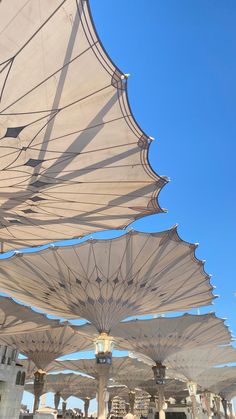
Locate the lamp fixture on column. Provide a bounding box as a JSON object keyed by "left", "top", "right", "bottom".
{"left": 95, "top": 333, "right": 114, "bottom": 365}
{"left": 152, "top": 362, "right": 166, "bottom": 385}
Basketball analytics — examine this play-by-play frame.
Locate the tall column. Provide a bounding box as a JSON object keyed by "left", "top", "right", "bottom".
{"left": 214, "top": 395, "right": 221, "bottom": 419}
{"left": 228, "top": 402, "right": 233, "bottom": 419}
{"left": 62, "top": 401, "right": 67, "bottom": 418}
{"left": 157, "top": 385, "right": 165, "bottom": 419}
{"left": 129, "top": 390, "right": 136, "bottom": 414}
{"left": 33, "top": 370, "right": 46, "bottom": 413}
{"left": 84, "top": 398, "right": 90, "bottom": 418}
{"left": 187, "top": 381, "right": 198, "bottom": 419}
{"left": 222, "top": 399, "right": 228, "bottom": 419}
{"left": 97, "top": 363, "right": 110, "bottom": 419}
{"left": 54, "top": 391, "right": 61, "bottom": 410}
{"left": 203, "top": 391, "right": 212, "bottom": 419}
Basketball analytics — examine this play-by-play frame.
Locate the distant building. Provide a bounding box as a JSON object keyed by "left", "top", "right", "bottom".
{"left": 0, "top": 346, "right": 25, "bottom": 419}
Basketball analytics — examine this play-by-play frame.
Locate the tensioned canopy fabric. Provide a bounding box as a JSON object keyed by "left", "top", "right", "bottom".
{"left": 195, "top": 367, "right": 236, "bottom": 394}
{"left": 0, "top": 228, "right": 214, "bottom": 331}
{"left": 0, "top": 324, "right": 93, "bottom": 370}
{"left": 139, "top": 378, "right": 188, "bottom": 400}
{"left": 19, "top": 358, "right": 58, "bottom": 379}
{"left": 165, "top": 346, "right": 236, "bottom": 381}
{"left": 0, "top": 0, "right": 167, "bottom": 252}
{"left": 218, "top": 383, "right": 236, "bottom": 401}
{"left": 53, "top": 356, "right": 146, "bottom": 380}
{"left": 0, "top": 295, "right": 60, "bottom": 334}
{"left": 44, "top": 373, "right": 96, "bottom": 398}
{"left": 111, "top": 314, "right": 231, "bottom": 364}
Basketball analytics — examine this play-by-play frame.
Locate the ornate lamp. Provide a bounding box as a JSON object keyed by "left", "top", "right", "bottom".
{"left": 95, "top": 333, "right": 114, "bottom": 365}
{"left": 152, "top": 362, "right": 166, "bottom": 385}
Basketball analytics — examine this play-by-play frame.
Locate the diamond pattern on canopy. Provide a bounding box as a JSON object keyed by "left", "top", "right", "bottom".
{"left": 53, "top": 356, "right": 145, "bottom": 380}
{"left": 0, "top": 295, "right": 60, "bottom": 334}
{"left": 111, "top": 314, "right": 231, "bottom": 365}
{"left": 0, "top": 324, "right": 93, "bottom": 370}
{"left": 0, "top": 0, "right": 168, "bottom": 252}
{"left": 165, "top": 346, "right": 236, "bottom": 381}
{"left": 0, "top": 228, "right": 214, "bottom": 332}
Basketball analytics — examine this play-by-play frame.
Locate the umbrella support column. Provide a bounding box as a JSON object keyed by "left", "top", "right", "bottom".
{"left": 33, "top": 370, "right": 46, "bottom": 413}
{"left": 54, "top": 391, "right": 61, "bottom": 410}
{"left": 157, "top": 385, "right": 165, "bottom": 419}
{"left": 84, "top": 398, "right": 90, "bottom": 418}
{"left": 129, "top": 390, "right": 136, "bottom": 414}
{"left": 97, "top": 363, "right": 110, "bottom": 419}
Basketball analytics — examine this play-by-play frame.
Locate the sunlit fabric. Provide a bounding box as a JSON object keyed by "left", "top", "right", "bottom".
{"left": 0, "top": 295, "right": 60, "bottom": 334}
{"left": 139, "top": 378, "right": 188, "bottom": 400}
{"left": 165, "top": 346, "right": 236, "bottom": 381}
{"left": 0, "top": 324, "right": 93, "bottom": 370}
{"left": 43, "top": 373, "right": 96, "bottom": 401}
{"left": 196, "top": 367, "right": 236, "bottom": 394}
{"left": 0, "top": 0, "right": 167, "bottom": 252}
{"left": 111, "top": 314, "right": 231, "bottom": 364}
{"left": 0, "top": 228, "right": 214, "bottom": 331}
{"left": 53, "top": 356, "right": 146, "bottom": 380}
{"left": 19, "top": 358, "right": 58, "bottom": 379}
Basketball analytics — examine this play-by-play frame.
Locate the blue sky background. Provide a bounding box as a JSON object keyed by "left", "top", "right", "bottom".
{"left": 12, "top": 0, "right": 236, "bottom": 412}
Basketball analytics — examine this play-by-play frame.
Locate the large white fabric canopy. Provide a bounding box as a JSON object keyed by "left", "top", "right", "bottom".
{"left": 195, "top": 367, "right": 236, "bottom": 394}
{"left": 19, "top": 358, "right": 59, "bottom": 379}
{"left": 0, "top": 0, "right": 167, "bottom": 252}
{"left": 44, "top": 373, "right": 96, "bottom": 399}
{"left": 53, "top": 356, "right": 145, "bottom": 380}
{"left": 0, "top": 324, "right": 93, "bottom": 370}
{"left": 0, "top": 295, "right": 60, "bottom": 334}
{"left": 139, "top": 378, "right": 188, "bottom": 400}
{"left": 111, "top": 314, "right": 231, "bottom": 364}
{"left": 165, "top": 346, "right": 236, "bottom": 381}
{"left": 0, "top": 228, "right": 214, "bottom": 331}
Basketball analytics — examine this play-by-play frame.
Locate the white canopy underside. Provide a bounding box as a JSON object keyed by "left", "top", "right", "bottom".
{"left": 53, "top": 356, "right": 146, "bottom": 380}
{"left": 109, "top": 314, "right": 231, "bottom": 363}
{"left": 0, "top": 325, "right": 93, "bottom": 369}
{"left": 195, "top": 367, "right": 236, "bottom": 394}
{"left": 165, "top": 346, "right": 236, "bottom": 381}
{"left": 0, "top": 0, "right": 167, "bottom": 252}
{"left": 44, "top": 373, "right": 96, "bottom": 400}
{"left": 0, "top": 229, "right": 214, "bottom": 331}
{"left": 0, "top": 295, "right": 60, "bottom": 334}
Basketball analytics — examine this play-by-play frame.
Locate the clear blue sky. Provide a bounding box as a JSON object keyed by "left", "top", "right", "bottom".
{"left": 18, "top": 0, "right": 236, "bottom": 412}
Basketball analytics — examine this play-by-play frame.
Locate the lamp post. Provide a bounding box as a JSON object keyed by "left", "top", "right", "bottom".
{"left": 33, "top": 369, "right": 46, "bottom": 413}
{"left": 95, "top": 333, "right": 114, "bottom": 419}
{"left": 152, "top": 362, "right": 166, "bottom": 419}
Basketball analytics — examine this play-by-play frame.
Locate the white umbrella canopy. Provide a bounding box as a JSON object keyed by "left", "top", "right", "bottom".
{"left": 44, "top": 373, "right": 96, "bottom": 399}
{"left": 0, "top": 0, "right": 168, "bottom": 252}
{"left": 0, "top": 324, "right": 93, "bottom": 370}
{"left": 19, "top": 358, "right": 60, "bottom": 380}
{"left": 0, "top": 228, "right": 214, "bottom": 332}
{"left": 138, "top": 378, "right": 188, "bottom": 400}
{"left": 165, "top": 345, "right": 236, "bottom": 381}
{"left": 195, "top": 367, "right": 236, "bottom": 394}
{"left": 218, "top": 383, "right": 236, "bottom": 401}
{"left": 0, "top": 295, "right": 61, "bottom": 334}
{"left": 52, "top": 356, "right": 147, "bottom": 380}
{"left": 110, "top": 314, "right": 231, "bottom": 365}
